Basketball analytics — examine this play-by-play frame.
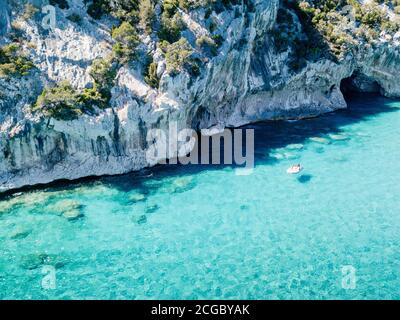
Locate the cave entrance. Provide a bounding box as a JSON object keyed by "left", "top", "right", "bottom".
{"left": 340, "top": 72, "right": 381, "bottom": 100}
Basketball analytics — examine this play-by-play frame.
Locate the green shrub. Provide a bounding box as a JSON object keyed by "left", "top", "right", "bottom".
{"left": 382, "top": 20, "right": 400, "bottom": 33}
{"left": 0, "top": 44, "right": 35, "bottom": 78}
{"left": 139, "top": 0, "right": 155, "bottom": 34}
{"left": 165, "top": 38, "right": 200, "bottom": 76}
{"left": 86, "top": 0, "right": 140, "bottom": 23}
{"left": 158, "top": 0, "right": 187, "bottom": 43}
{"left": 89, "top": 58, "right": 116, "bottom": 90}
{"left": 196, "top": 35, "right": 218, "bottom": 56}
{"left": 111, "top": 22, "right": 140, "bottom": 64}
{"left": 77, "top": 85, "right": 108, "bottom": 112}
{"left": 87, "top": 0, "right": 109, "bottom": 19}
{"left": 89, "top": 57, "right": 116, "bottom": 103}
{"left": 361, "top": 4, "right": 384, "bottom": 27}
{"left": 212, "top": 34, "right": 224, "bottom": 47}
{"left": 158, "top": 12, "right": 185, "bottom": 43}
{"left": 144, "top": 61, "right": 160, "bottom": 88}
{"left": 33, "top": 81, "right": 82, "bottom": 121}
{"left": 33, "top": 79, "right": 111, "bottom": 120}
{"left": 163, "top": 0, "right": 180, "bottom": 16}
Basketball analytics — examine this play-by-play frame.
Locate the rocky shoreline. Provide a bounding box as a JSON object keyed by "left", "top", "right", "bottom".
{"left": 1, "top": 0, "right": 400, "bottom": 192}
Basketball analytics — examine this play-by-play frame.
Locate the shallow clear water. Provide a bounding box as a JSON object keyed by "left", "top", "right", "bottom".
{"left": 1, "top": 94, "right": 400, "bottom": 300}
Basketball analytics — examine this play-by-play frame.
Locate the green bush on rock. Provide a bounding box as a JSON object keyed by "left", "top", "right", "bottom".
{"left": 77, "top": 86, "right": 108, "bottom": 113}
{"left": 144, "top": 60, "right": 160, "bottom": 88}
{"left": 196, "top": 35, "right": 219, "bottom": 56}
{"left": 0, "top": 44, "right": 35, "bottom": 78}
{"left": 139, "top": 0, "right": 155, "bottom": 34}
{"left": 33, "top": 81, "right": 114, "bottom": 121}
{"left": 165, "top": 38, "right": 200, "bottom": 76}
{"left": 33, "top": 53, "right": 119, "bottom": 121}
{"left": 111, "top": 22, "right": 140, "bottom": 64}
{"left": 89, "top": 57, "right": 117, "bottom": 102}
{"left": 33, "top": 81, "right": 83, "bottom": 121}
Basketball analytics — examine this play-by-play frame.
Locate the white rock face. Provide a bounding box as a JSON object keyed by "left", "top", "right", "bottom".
{"left": 0, "top": 0, "right": 11, "bottom": 40}
{"left": 0, "top": 0, "right": 399, "bottom": 192}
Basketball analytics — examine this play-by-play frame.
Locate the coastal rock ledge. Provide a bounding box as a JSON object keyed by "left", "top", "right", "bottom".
{"left": 1, "top": 0, "right": 400, "bottom": 192}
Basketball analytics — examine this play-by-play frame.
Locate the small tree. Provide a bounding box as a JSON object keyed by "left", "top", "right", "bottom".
{"left": 0, "top": 44, "right": 35, "bottom": 78}
{"left": 196, "top": 35, "right": 218, "bottom": 56}
{"left": 165, "top": 38, "right": 200, "bottom": 76}
{"left": 158, "top": 12, "right": 184, "bottom": 43}
{"left": 88, "top": 57, "right": 117, "bottom": 104}
{"left": 90, "top": 58, "right": 116, "bottom": 90}
{"left": 139, "top": 0, "right": 155, "bottom": 34}
{"left": 33, "top": 81, "right": 82, "bottom": 121}
{"left": 144, "top": 61, "right": 160, "bottom": 88}
{"left": 112, "top": 22, "right": 140, "bottom": 64}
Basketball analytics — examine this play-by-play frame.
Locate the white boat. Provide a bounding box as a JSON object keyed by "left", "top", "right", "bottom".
{"left": 287, "top": 165, "right": 303, "bottom": 174}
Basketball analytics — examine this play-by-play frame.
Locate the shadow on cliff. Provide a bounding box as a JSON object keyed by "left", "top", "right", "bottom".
{"left": 1, "top": 92, "right": 398, "bottom": 200}
{"left": 103, "top": 92, "right": 398, "bottom": 194}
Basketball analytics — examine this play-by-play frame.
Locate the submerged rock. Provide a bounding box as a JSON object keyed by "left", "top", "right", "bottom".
{"left": 19, "top": 254, "right": 44, "bottom": 270}
{"left": 174, "top": 177, "right": 193, "bottom": 188}
{"left": 269, "top": 152, "right": 285, "bottom": 160}
{"left": 47, "top": 200, "right": 85, "bottom": 221}
{"left": 145, "top": 204, "right": 160, "bottom": 214}
{"left": 159, "top": 184, "right": 179, "bottom": 194}
{"left": 283, "top": 152, "right": 300, "bottom": 160}
{"left": 158, "top": 177, "right": 196, "bottom": 194}
{"left": 10, "top": 228, "right": 32, "bottom": 240}
{"left": 313, "top": 147, "right": 325, "bottom": 154}
{"left": 19, "top": 253, "right": 67, "bottom": 270}
{"left": 0, "top": 191, "right": 63, "bottom": 214}
{"left": 173, "top": 177, "right": 196, "bottom": 193}
{"left": 328, "top": 134, "right": 350, "bottom": 141}
{"left": 133, "top": 215, "right": 147, "bottom": 225}
{"left": 309, "top": 137, "right": 331, "bottom": 144}
{"left": 62, "top": 209, "right": 84, "bottom": 221}
{"left": 270, "top": 149, "right": 301, "bottom": 161}
{"left": 0, "top": 200, "right": 18, "bottom": 213}
{"left": 286, "top": 144, "right": 304, "bottom": 150}
{"left": 332, "top": 156, "right": 348, "bottom": 163}
{"left": 128, "top": 192, "right": 146, "bottom": 203}
{"left": 41, "top": 254, "right": 68, "bottom": 269}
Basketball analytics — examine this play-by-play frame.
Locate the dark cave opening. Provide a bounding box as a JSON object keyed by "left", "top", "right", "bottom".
{"left": 340, "top": 72, "right": 382, "bottom": 101}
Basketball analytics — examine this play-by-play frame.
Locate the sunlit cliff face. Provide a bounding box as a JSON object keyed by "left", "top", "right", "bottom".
{"left": 0, "top": 0, "right": 399, "bottom": 191}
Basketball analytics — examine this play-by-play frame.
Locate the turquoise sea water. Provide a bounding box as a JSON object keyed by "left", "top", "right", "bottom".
{"left": 1, "top": 94, "right": 400, "bottom": 300}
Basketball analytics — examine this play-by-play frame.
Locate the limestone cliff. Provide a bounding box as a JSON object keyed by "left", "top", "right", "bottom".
{"left": 0, "top": 0, "right": 399, "bottom": 192}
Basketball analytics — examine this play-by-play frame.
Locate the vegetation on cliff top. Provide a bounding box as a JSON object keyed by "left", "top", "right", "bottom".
{"left": 33, "top": 58, "right": 117, "bottom": 121}
{"left": 33, "top": 81, "right": 83, "bottom": 121}
{"left": 0, "top": 43, "right": 35, "bottom": 78}
{"left": 84, "top": 0, "right": 241, "bottom": 72}
{"left": 273, "top": 0, "right": 400, "bottom": 71}
{"left": 10, "top": 0, "right": 400, "bottom": 120}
